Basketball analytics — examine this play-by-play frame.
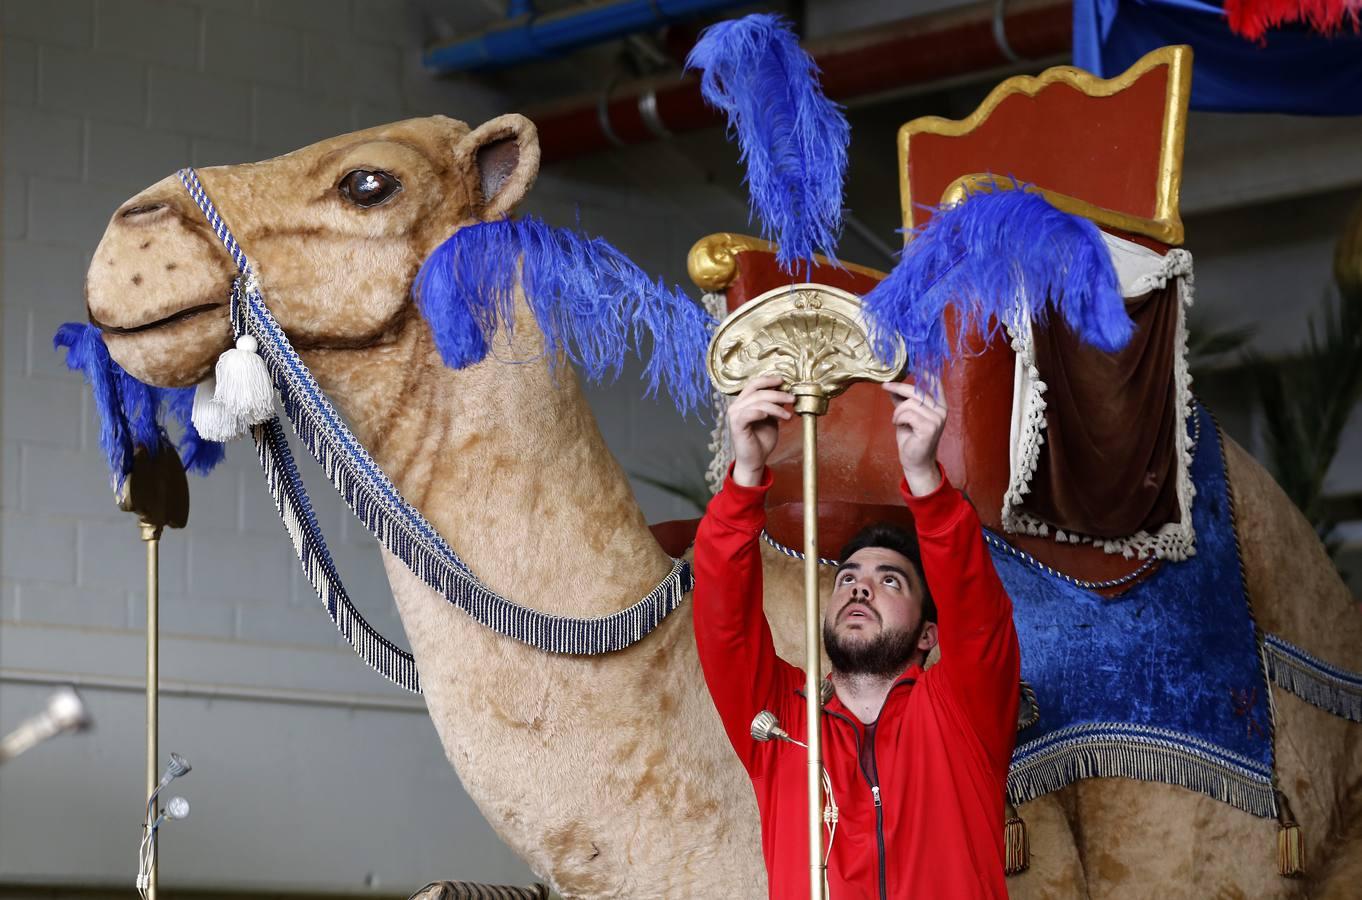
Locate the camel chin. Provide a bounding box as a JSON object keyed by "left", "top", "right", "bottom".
{"left": 100, "top": 310, "right": 232, "bottom": 388}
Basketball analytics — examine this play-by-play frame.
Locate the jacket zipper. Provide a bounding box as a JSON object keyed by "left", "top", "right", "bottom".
{"left": 809, "top": 676, "right": 913, "bottom": 900}
{"left": 866, "top": 742, "right": 887, "bottom": 900}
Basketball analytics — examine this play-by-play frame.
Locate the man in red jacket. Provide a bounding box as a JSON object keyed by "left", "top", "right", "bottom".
{"left": 693, "top": 374, "right": 1021, "bottom": 899}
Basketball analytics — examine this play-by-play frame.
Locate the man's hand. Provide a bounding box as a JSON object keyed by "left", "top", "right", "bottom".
{"left": 883, "top": 380, "right": 946, "bottom": 496}
{"left": 728, "top": 374, "right": 794, "bottom": 487}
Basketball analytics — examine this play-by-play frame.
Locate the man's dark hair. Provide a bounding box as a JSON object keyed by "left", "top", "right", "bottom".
{"left": 837, "top": 522, "right": 937, "bottom": 624}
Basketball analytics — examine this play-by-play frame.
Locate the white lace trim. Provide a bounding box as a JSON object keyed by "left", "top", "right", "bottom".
{"left": 1001, "top": 234, "right": 1199, "bottom": 561}
{"left": 702, "top": 291, "right": 735, "bottom": 496}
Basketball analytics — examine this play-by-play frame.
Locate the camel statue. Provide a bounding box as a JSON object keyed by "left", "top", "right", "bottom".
{"left": 78, "top": 114, "right": 1362, "bottom": 898}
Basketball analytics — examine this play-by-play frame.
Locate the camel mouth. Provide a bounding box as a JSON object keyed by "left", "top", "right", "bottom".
{"left": 91, "top": 301, "right": 224, "bottom": 335}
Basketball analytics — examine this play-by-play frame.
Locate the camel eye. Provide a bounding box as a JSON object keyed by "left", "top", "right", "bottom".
{"left": 338, "top": 169, "right": 401, "bottom": 208}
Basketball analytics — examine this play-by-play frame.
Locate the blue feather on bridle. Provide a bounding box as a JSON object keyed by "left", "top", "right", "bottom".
{"left": 686, "top": 13, "right": 849, "bottom": 276}
{"left": 861, "top": 184, "right": 1135, "bottom": 378}
{"left": 412, "top": 216, "right": 716, "bottom": 416}
{"left": 53, "top": 322, "right": 226, "bottom": 485}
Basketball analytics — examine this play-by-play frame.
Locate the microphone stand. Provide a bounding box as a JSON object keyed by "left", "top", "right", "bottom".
{"left": 708, "top": 284, "right": 904, "bottom": 898}
{"left": 118, "top": 439, "right": 189, "bottom": 900}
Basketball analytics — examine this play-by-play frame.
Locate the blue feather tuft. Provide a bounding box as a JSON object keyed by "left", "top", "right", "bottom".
{"left": 685, "top": 13, "right": 849, "bottom": 276}
{"left": 861, "top": 185, "right": 1133, "bottom": 378}
{"left": 53, "top": 323, "right": 226, "bottom": 484}
{"left": 412, "top": 216, "right": 716, "bottom": 416}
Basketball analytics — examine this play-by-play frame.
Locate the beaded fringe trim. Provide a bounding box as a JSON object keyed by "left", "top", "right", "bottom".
{"left": 1264, "top": 633, "right": 1362, "bottom": 723}
{"left": 1008, "top": 721, "right": 1277, "bottom": 818}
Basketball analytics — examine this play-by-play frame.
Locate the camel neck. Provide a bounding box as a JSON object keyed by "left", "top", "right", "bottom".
{"left": 298, "top": 306, "right": 675, "bottom": 619}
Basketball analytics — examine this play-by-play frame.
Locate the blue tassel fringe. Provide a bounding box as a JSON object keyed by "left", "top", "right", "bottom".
{"left": 412, "top": 216, "right": 715, "bottom": 416}
{"left": 686, "top": 13, "right": 849, "bottom": 275}
{"left": 862, "top": 185, "right": 1134, "bottom": 378}
{"left": 53, "top": 322, "right": 225, "bottom": 484}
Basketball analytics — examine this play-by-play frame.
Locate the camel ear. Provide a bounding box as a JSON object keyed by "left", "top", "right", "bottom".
{"left": 457, "top": 113, "right": 540, "bottom": 220}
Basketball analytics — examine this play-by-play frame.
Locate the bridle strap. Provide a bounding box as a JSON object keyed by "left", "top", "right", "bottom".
{"left": 175, "top": 167, "right": 692, "bottom": 693}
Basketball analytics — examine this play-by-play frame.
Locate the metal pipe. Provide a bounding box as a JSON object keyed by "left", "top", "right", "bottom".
{"left": 0, "top": 668, "right": 427, "bottom": 713}
{"left": 531, "top": 0, "right": 1071, "bottom": 163}
{"left": 803, "top": 412, "right": 825, "bottom": 898}
{"left": 141, "top": 521, "right": 161, "bottom": 900}
{"left": 424, "top": 0, "right": 744, "bottom": 73}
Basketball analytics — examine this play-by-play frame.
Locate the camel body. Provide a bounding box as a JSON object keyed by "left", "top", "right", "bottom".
{"left": 83, "top": 116, "right": 1362, "bottom": 898}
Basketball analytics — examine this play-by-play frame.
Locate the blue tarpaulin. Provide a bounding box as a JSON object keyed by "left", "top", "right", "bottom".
{"left": 1073, "top": 0, "right": 1362, "bottom": 115}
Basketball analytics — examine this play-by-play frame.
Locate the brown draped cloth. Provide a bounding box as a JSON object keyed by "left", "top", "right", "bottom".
{"left": 1020, "top": 280, "right": 1182, "bottom": 540}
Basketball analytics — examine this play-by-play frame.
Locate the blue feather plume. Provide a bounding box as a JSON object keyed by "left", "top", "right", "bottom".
{"left": 686, "top": 13, "right": 849, "bottom": 275}
{"left": 412, "top": 216, "right": 716, "bottom": 416}
{"left": 861, "top": 185, "right": 1133, "bottom": 378}
{"left": 53, "top": 322, "right": 226, "bottom": 485}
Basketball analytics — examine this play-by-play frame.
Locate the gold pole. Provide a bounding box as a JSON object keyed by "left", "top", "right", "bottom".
{"left": 802, "top": 411, "right": 824, "bottom": 899}
{"left": 141, "top": 520, "right": 162, "bottom": 900}
{"left": 119, "top": 440, "right": 188, "bottom": 900}
{"left": 705, "top": 283, "right": 906, "bottom": 900}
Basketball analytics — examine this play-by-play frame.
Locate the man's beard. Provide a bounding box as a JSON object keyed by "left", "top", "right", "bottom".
{"left": 824, "top": 618, "right": 923, "bottom": 678}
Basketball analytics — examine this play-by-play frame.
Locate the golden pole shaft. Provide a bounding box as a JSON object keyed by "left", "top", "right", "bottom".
{"left": 141, "top": 521, "right": 162, "bottom": 900}
{"left": 803, "top": 412, "right": 825, "bottom": 900}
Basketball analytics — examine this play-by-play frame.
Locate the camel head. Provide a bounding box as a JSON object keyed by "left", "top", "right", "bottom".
{"left": 85, "top": 114, "right": 540, "bottom": 388}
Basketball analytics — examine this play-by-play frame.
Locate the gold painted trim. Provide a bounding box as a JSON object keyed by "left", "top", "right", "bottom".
{"left": 897, "top": 45, "right": 1191, "bottom": 246}
{"left": 687, "top": 232, "right": 888, "bottom": 293}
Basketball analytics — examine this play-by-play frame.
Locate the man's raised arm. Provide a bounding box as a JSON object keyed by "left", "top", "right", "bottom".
{"left": 692, "top": 375, "right": 800, "bottom": 774}
{"left": 884, "top": 381, "right": 1021, "bottom": 771}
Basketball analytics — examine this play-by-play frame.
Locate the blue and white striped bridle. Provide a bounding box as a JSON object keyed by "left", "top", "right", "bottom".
{"left": 175, "top": 167, "right": 692, "bottom": 694}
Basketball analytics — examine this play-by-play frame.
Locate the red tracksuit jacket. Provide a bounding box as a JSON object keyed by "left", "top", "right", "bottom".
{"left": 693, "top": 467, "right": 1020, "bottom": 899}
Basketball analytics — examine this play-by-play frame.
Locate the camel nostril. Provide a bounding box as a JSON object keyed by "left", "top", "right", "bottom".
{"left": 120, "top": 202, "right": 167, "bottom": 219}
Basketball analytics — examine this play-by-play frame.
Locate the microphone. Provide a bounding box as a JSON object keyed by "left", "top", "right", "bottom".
{"left": 751, "top": 710, "right": 802, "bottom": 746}
{"left": 150, "top": 796, "right": 190, "bottom": 831}
{"left": 47, "top": 687, "right": 92, "bottom": 733}
{"left": 157, "top": 752, "right": 191, "bottom": 789}
{"left": 0, "top": 687, "right": 92, "bottom": 764}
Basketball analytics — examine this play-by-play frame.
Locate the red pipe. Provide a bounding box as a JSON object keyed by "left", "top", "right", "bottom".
{"left": 530, "top": 0, "right": 1073, "bottom": 164}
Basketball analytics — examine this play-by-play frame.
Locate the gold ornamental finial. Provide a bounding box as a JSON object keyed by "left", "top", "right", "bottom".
{"left": 707, "top": 283, "right": 905, "bottom": 415}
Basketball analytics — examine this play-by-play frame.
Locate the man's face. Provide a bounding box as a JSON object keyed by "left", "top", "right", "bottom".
{"left": 824, "top": 546, "right": 936, "bottom": 677}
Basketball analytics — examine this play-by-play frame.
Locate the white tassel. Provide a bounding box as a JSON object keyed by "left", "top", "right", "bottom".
{"left": 213, "top": 334, "right": 273, "bottom": 425}
{"left": 191, "top": 375, "right": 247, "bottom": 442}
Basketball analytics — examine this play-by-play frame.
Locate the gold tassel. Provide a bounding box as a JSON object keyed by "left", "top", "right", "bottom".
{"left": 1005, "top": 802, "right": 1029, "bottom": 876}
{"left": 1276, "top": 791, "right": 1304, "bottom": 878}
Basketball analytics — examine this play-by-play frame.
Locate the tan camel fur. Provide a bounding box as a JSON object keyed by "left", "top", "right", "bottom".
{"left": 84, "top": 115, "right": 1362, "bottom": 898}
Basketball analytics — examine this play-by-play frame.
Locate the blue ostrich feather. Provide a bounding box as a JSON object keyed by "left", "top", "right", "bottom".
{"left": 686, "top": 13, "right": 849, "bottom": 276}
{"left": 862, "top": 185, "right": 1133, "bottom": 378}
{"left": 53, "top": 322, "right": 225, "bottom": 484}
{"left": 413, "top": 216, "right": 716, "bottom": 416}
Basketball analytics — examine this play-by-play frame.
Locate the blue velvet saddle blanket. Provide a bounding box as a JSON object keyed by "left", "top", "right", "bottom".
{"left": 995, "top": 404, "right": 1277, "bottom": 815}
